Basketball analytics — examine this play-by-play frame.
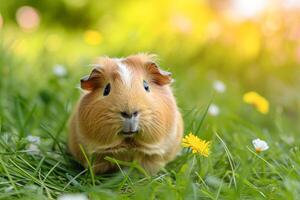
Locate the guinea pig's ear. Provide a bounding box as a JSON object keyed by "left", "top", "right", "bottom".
{"left": 145, "top": 62, "right": 172, "bottom": 85}
{"left": 80, "top": 68, "right": 104, "bottom": 91}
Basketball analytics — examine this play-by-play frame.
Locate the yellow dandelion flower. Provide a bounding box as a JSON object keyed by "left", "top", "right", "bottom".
{"left": 182, "top": 133, "right": 211, "bottom": 157}
{"left": 243, "top": 91, "right": 269, "bottom": 114}
{"left": 84, "top": 30, "right": 102, "bottom": 46}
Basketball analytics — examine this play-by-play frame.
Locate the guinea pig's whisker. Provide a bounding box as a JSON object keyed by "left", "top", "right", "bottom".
{"left": 140, "top": 121, "right": 164, "bottom": 138}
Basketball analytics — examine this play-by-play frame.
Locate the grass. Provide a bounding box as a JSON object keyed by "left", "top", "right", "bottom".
{"left": 1, "top": 67, "right": 300, "bottom": 200}
{"left": 1, "top": 29, "right": 300, "bottom": 200}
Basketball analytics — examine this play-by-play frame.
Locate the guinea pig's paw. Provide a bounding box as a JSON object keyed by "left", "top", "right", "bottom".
{"left": 139, "top": 157, "right": 165, "bottom": 175}
{"left": 92, "top": 161, "right": 118, "bottom": 174}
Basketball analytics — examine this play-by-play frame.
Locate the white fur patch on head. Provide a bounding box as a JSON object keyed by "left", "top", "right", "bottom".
{"left": 114, "top": 58, "right": 132, "bottom": 86}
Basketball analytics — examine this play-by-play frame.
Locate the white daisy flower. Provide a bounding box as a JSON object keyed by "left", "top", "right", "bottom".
{"left": 26, "top": 135, "right": 40, "bottom": 144}
{"left": 53, "top": 64, "right": 67, "bottom": 77}
{"left": 208, "top": 104, "right": 220, "bottom": 116}
{"left": 252, "top": 138, "right": 269, "bottom": 153}
{"left": 58, "top": 193, "right": 89, "bottom": 200}
{"left": 26, "top": 144, "right": 40, "bottom": 155}
{"left": 213, "top": 80, "right": 226, "bottom": 93}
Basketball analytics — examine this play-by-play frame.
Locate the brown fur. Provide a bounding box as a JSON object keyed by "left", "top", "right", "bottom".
{"left": 68, "top": 53, "right": 183, "bottom": 175}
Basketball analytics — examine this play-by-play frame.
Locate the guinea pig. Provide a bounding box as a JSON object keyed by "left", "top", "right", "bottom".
{"left": 68, "top": 53, "right": 183, "bottom": 175}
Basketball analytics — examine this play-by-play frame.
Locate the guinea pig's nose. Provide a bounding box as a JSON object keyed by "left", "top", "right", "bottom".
{"left": 121, "top": 111, "right": 139, "bottom": 136}
{"left": 120, "top": 111, "right": 139, "bottom": 119}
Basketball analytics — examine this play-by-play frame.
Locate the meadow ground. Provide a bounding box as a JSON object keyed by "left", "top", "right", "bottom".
{"left": 1, "top": 1, "right": 300, "bottom": 199}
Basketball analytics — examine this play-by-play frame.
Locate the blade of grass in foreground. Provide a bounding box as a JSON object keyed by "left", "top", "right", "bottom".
{"left": 40, "top": 123, "right": 65, "bottom": 158}
{"left": 194, "top": 95, "right": 215, "bottom": 136}
{"left": 63, "top": 169, "right": 88, "bottom": 190}
{"left": 246, "top": 146, "right": 283, "bottom": 180}
{"left": 0, "top": 157, "right": 20, "bottom": 198}
{"left": 79, "top": 144, "right": 95, "bottom": 186}
{"left": 15, "top": 98, "right": 26, "bottom": 139}
{"left": 51, "top": 102, "right": 70, "bottom": 150}
{"left": 104, "top": 156, "right": 150, "bottom": 178}
{"left": 215, "top": 132, "right": 237, "bottom": 189}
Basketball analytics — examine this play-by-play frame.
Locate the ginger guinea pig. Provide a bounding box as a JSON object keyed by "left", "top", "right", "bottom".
{"left": 68, "top": 53, "right": 183, "bottom": 175}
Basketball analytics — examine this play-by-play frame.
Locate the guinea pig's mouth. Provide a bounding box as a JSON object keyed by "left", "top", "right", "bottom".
{"left": 119, "top": 130, "right": 139, "bottom": 138}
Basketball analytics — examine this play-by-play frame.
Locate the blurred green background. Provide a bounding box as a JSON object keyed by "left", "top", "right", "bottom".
{"left": 1, "top": 0, "right": 300, "bottom": 108}
{"left": 1, "top": 0, "right": 300, "bottom": 198}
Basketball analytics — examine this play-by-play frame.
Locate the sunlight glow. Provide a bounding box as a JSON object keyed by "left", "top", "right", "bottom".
{"left": 230, "top": 0, "right": 269, "bottom": 19}
{"left": 283, "top": 0, "right": 300, "bottom": 9}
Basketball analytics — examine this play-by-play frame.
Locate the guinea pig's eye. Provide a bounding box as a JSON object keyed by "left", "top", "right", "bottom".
{"left": 143, "top": 80, "right": 150, "bottom": 92}
{"left": 103, "top": 83, "right": 111, "bottom": 96}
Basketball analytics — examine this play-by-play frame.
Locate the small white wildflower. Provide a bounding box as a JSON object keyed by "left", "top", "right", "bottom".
{"left": 282, "top": 135, "right": 294, "bottom": 145}
{"left": 252, "top": 138, "right": 269, "bottom": 153}
{"left": 26, "top": 144, "right": 40, "bottom": 155}
{"left": 1, "top": 132, "right": 10, "bottom": 142}
{"left": 46, "top": 152, "right": 61, "bottom": 159}
{"left": 58, "top": 193, "right": 89, "bottom": 200}
{"left": 26, "top": 135, "right": 40, "bottom": 144}
{"left": 24, "top": 184, "right": 39, "bottom": 191}
{"left": 4, "top": 186, "right": 14, "bottom": 192}
{"left": 208, "top": 104, "right": 220, "bottom": 116}
{"left": 53, "top": 64, "right": 67, "bottom": 77}
{"left": 213, "top": 80, "right": 226, "bottom": 93}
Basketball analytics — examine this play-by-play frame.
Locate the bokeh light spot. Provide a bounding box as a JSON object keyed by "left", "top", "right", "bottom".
{"left": 0, "top": 13, "right": 3, "bottom": 30}
{"left": 170, "top": 15, "right": 192, "bottom": 34}
{"left": 84, "top": 30, "right": 102, "bottom": 46}
{"left": 236, "top": 23, "right": 261, "bottom": 59}
{"left": 45, "top": 34, "right": 62, "bottom": 52}
{"left": 16, "top": 6, "right": 40, "bottom": 31}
